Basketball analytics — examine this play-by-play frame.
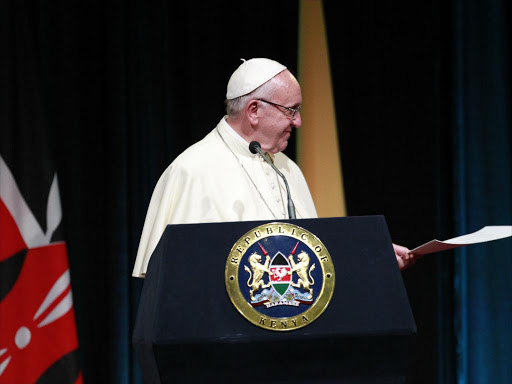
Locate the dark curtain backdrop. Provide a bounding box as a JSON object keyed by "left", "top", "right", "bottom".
{"left": 451, "top": 0, "right": 512, "bottom": 382}
{"left": 2, "top": 0, "right": 511, "bottom": 383}
{"left": 323, "top": 2, "right": 449, "bottom": 382}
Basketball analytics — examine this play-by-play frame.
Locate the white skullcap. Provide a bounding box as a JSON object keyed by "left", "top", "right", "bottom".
{"left": 226, "top": 58, "right": 287, "bottom": 100}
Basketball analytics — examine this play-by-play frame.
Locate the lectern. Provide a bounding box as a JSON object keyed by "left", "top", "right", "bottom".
{"left": 133, "top": 216, "right": 416, "bottom": 383}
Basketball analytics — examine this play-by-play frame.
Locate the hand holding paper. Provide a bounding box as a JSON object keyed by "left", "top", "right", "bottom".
{"left": 408, "top": 226, "right": 512, "bottom": 256}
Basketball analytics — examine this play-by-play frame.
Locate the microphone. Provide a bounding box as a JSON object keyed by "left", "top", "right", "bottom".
{"left": 249, "top": 141, "right": 296, "bottom": 219}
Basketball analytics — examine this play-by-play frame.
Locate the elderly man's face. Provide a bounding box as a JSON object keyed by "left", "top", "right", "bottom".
{"left": 255, "top": 71, "right": 302, "bottom": 154}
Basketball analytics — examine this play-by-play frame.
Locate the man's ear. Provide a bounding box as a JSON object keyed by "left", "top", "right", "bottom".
{"left": 246, "top": 100, "right": 260, "bottom": 125}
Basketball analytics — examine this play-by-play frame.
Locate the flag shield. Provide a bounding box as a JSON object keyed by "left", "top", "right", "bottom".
{"left": 269, "top": 252, "right": 291, "bottom": 297}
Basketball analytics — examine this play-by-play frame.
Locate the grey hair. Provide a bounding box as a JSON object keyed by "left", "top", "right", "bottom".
{"left": 225, "top": 77, "right": 278, "bottom": 118}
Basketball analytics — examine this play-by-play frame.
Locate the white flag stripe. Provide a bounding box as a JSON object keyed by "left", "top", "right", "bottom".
{"left": 0, "top": 349, "right": 6, "bottom": 357}
{"left": 0, "top": 155, "right": 46, "bottom": 247}
{"left": 34, "top": 270, "right": 70, "bottom": 321}
{"left": 44, "top": 174, "right": 62, "bottom": 244}
{"left": 0, "top": 356, "right": 11, "bottom": 376}
{"left": 38, "top": 290, "right": 73, "bottom": 328}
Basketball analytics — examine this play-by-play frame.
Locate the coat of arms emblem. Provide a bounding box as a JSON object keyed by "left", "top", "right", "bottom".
{"left": 225, "top": 222, "right": 335, "bottom": 331}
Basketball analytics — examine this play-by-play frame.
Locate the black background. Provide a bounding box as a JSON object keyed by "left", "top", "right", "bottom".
{"left": 2, "top": 0, "right": 484, "bottom": 382}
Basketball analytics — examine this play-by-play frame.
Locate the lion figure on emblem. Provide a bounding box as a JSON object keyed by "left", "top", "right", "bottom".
{"left": 288, "top": 251, "right": 316, "bottom": 299}
{"left": 245, "top": 252, "right": 273, "bottom": 300}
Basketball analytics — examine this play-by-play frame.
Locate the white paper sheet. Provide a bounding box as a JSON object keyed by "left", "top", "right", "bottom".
{"left": 408, "top": 226, "right": 512, "bottom": 255}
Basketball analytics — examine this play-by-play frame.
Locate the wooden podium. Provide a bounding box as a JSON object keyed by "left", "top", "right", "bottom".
{"left": 133, "top": 216, "right": 416, "bottom": 383}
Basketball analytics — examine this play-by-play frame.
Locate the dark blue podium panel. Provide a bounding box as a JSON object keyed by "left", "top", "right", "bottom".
{"left": 133, "top": 216, "right": 416, "bottom": 383}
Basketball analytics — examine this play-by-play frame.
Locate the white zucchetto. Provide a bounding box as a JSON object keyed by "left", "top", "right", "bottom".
{"left": 226, "top": 58, "right": 287, "bottom": 100}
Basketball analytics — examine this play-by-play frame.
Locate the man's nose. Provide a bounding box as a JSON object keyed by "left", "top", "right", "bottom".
{"left": 291, "top": 111, "right": 302, "bottom": 128}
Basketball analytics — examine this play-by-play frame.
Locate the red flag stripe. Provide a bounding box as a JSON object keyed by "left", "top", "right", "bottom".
{"left": 0, "top": 199, "right": 27, "bottom": 262}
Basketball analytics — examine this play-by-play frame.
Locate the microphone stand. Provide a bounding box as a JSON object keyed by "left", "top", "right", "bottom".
{"left": 249, "top": 141, "right": 297, "bottom": 219}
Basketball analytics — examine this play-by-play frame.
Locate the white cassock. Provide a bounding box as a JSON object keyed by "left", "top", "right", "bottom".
{"left": 132, "top": 117, "right": 317, "bottom": 277}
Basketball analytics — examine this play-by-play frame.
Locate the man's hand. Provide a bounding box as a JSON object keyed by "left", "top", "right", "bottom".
{"left": 393, "top": 243, "right": 417, "bottom": 270}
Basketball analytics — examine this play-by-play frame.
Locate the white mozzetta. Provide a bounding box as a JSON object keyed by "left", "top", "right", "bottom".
{"left": 132, "top": 117, "right": 317, "bottom": 277}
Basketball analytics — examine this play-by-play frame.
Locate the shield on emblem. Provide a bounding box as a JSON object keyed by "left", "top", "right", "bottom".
{"left": 269, "top": 252, "right": 291, "bottom": 296}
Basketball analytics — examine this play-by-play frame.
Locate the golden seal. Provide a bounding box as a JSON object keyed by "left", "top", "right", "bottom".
{"left": 225, "top": 222, "right": 335, "bottom": 331}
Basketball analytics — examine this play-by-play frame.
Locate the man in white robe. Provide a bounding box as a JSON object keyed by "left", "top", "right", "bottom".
{"left": 132, "top": 58, "right": 414, "bottom": 277}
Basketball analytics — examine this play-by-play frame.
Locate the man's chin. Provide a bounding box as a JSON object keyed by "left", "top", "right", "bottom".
{"left": 274, "top": 141, "right": 288, "bottom": 154}
{"left": 263, "top": 139, "right": 289, "bottom": 154}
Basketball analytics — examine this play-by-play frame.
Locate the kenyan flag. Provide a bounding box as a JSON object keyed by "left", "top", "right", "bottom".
{"left": 0, "top": 10, "right": 82, "bottom": 381}
{"left": 269, "top": 252, "right": 291, "bottom": 296}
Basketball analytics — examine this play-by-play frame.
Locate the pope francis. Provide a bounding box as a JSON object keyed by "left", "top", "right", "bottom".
{"left": 132, "top": 58, "right": 414, "bottom": 277}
